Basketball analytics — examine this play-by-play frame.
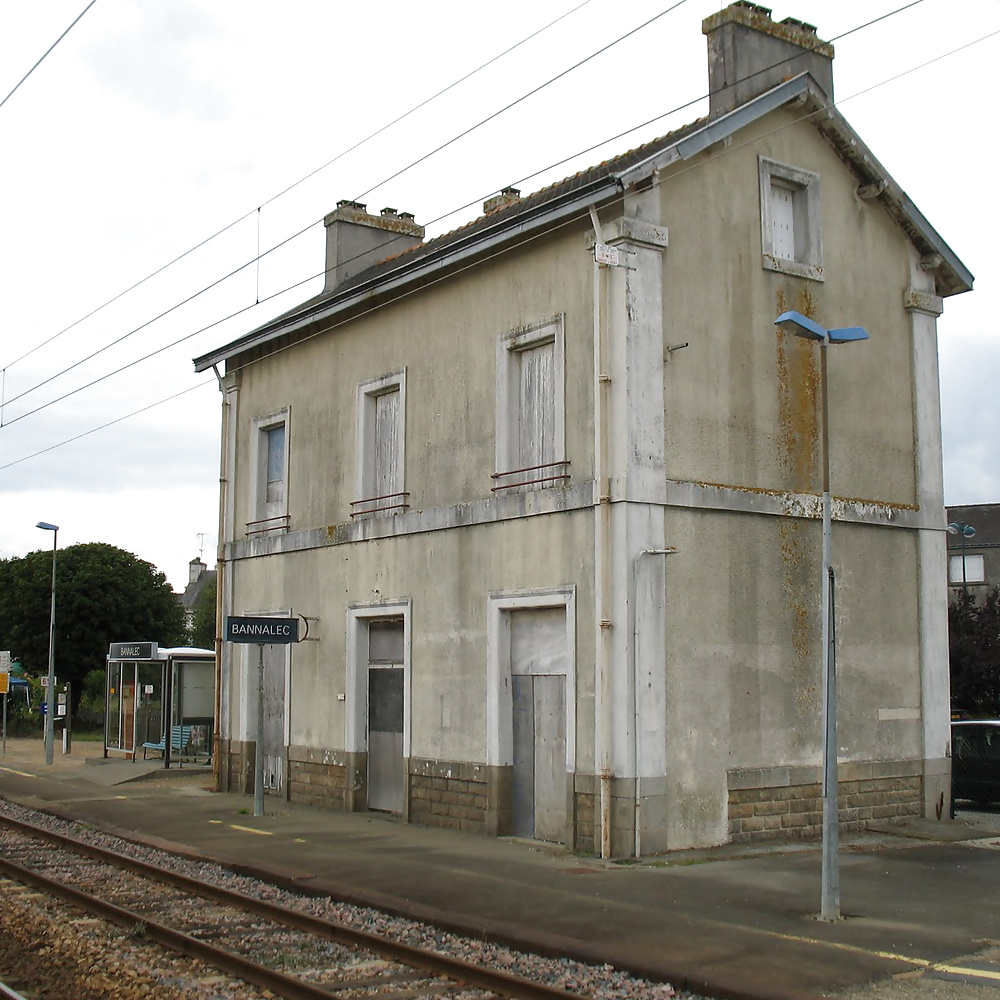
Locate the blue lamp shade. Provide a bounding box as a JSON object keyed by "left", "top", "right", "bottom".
{"left": 774, "top": 311, "right": 870, "bottom": 345}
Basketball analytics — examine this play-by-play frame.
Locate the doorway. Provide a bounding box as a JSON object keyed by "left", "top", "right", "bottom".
{"left": 509, "top": 607, "right": 568, "bottom": 843}
{"left": 367, "top": 619, "right": 405, "bottom": 813}
{"left": 260, "top": 645, "right": 286, "bottom": 794}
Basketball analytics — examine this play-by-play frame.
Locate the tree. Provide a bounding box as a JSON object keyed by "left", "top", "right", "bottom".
{"left": 189, "top": 573, "right": 217, "bottom": 651}
{"left": 0, "top": 543, "right": 186, "bottom": 712}
{"left": 949, "top": 587, "right": 1000, "bottom": 716}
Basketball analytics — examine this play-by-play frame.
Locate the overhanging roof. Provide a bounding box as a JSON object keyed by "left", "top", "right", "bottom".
{"left": 194, "top": 73, "right": 972, "bottom": 373}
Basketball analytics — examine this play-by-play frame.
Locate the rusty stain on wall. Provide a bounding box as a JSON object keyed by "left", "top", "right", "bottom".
{"left": 774, "top": 288, "right": 820, "bottom": 494}
{"left": 774, "top": 288, "right": 822, "bottom": 717}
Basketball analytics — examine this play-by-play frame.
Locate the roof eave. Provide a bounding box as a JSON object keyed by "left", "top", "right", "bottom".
{"left": 615, "top": 72, "right": 973, "bottom": 298}
{"left": 193, "top": 175, "right": 622, "bottom": 372}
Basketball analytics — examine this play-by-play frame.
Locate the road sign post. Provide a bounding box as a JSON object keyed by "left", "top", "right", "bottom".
{"left": 0, "top": 653, "right": 9, "bottom": 757}
{"left": 224, "top": 617, "right": 299, "bottom": 817}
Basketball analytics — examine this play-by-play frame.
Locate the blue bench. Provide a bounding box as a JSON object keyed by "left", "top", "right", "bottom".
{"left": 141, "top": 725, "right": 192, "bottom": 762}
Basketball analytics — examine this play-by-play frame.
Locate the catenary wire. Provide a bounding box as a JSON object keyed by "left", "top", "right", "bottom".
{"left": 0, "top": 1, "right": 97, "bottom": 113}
{"left": 0, "top": 0, "right": 919, "bottom": 402}
{"left": 2, "top": 5, "right": 986, "bottom": 460}
{"left": 1, "top": 0, "right": 685, "bottom": 404}
{"left": 0, "top": 0, "right": 956, "bottom": 430}
{"left": 0, "top": 0, "right": 593, "bottom": 373}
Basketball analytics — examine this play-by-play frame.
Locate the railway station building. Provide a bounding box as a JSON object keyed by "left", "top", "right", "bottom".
{"left": 194, "top": 3, "right": 972, "bottom": 855}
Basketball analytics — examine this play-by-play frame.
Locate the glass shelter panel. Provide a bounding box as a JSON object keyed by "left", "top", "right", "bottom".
{"left": 106, "top": 661, "right": 122, "bottom": 749}
{"left": 135, "top": 662, "right": 164, "bottom": 752}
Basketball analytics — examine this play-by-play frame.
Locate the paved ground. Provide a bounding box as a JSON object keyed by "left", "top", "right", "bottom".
{"left": 2, "top": 737, "right": 1000, "bottom": 1000}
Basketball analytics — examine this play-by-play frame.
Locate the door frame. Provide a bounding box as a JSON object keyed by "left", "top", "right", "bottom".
{"left": 345, "top": 599, "right": 412, "bottom": 799}
{"left": 486, "top": 587, "right": 575, "bottom": 771}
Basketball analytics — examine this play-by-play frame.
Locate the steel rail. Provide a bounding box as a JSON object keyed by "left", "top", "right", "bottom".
{"left": 0, "top": 852, "right": 359, "bottom": 1000}
{"left": 0, "top": 814, "right": 589, "bottom": 1000}
{"left": 0, "top": 979, "right": 30, "bottom": 1000}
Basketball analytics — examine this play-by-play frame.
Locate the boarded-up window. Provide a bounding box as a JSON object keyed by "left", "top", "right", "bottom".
{"left": 355, "top": 370, "right": 406, "bottom": 516}
{"left": 770, "top": 182, "right": 796, "bottom": 261}
{"left": 373, "top": 388, "right": 400, "bottom": 499}
{"left": 495, "top": 316, "right": 566, "bottom": 491}
{"left": 517, "top": 340, "right": 556, "bottom": 469}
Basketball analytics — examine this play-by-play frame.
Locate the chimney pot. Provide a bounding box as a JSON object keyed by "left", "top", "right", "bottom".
{"left": 483, "top": 186, "right": 522, "bottom": 214}
{"left": 380, "top": 207, "right": 398, "bottom": 217}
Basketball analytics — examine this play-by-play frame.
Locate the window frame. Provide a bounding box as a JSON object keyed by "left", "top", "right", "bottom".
{"left": 353, "top": 368, "right": 407, "bottom": 517}
{"left": 249, "top": 407, "right": 290, "bottom": 534}
{"left": 758, "top": 156, "right": 823, "bottom": 282}
{"left": 494, "top": 314, "right": 567, "bottom": 492}
{"left": 949, "top": 553, "right": 985, "bottom": 585}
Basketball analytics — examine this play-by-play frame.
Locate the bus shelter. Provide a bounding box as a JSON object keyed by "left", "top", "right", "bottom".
{"left": 105, "top": 642, "right": 215, "bottom": 765}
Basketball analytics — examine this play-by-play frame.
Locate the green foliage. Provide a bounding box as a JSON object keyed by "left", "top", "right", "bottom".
{"left": 0, "top": 543, "right": 185, "bottom": 713}
{"left": 189, "top": 574, "right": 218, "bottom": 651}
{"left": 950, "top": 587, "right": 1000, "bottom": 717}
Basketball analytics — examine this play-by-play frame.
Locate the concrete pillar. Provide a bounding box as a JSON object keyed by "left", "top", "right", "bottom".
{"left": 904, "top": 268, "right": 950, "bottom": 820}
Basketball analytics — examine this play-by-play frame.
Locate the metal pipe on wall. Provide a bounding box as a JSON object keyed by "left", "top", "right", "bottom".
{"left": 590, "top": 204, "right": 614, "bottom": 859}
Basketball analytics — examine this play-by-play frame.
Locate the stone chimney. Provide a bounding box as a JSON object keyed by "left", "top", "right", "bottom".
{"left": 483, "top": 186, "right": 522, "bottom": 214}
{"left": 702, "top": 2, "right": 834, "bottom": 117}
{"left": 323, "top": 201, "right": 425, "bottom": 293}
{"left": 189, "top": 557, "right": 206, "bottom": 584}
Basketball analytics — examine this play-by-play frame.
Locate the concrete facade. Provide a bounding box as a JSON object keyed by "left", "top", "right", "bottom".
{"left": 194, "top": 5, "right": 972, "bottom": 855}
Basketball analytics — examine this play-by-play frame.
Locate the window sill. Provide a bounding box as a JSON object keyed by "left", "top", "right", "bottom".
{"left": 762, "top": 255, "right": 824, "bottom": 282}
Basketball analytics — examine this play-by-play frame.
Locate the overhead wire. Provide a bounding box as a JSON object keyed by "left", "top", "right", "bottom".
{"left": 0, "top": 0, "right": 594, "bottom": 373}
{"left": 0, "top": 0, "right": 924, "bottom": 418}
{"left": 4, "top": 2, "right": 990, "bottom": 471}
{"left": 0, "top": 0, "right": 97, "bottom": 113}
{"left": 0, "top": 0, "right": 949, "bottom": 434}
{"left": 1, "top": 0, "right": 689, "bottom": 420}
{"left": 2, "top": 0, "right": 685, "bottom": 410}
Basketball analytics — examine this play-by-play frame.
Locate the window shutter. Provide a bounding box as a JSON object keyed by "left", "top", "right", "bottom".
{"left": 517, "top": 340, "right": 555, "bottom": 468}
{"left": 373, "top": 388, "right": 400, "bottom": 497}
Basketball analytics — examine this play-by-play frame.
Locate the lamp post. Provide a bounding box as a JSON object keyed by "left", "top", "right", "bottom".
{"left": 946, "top": 520, "right": 976, "bottom": 594}
{"left": 35, "top": 522, "right": 59, "bottom": 766}
{"left": 774, "top": 312, "right": 869, "bottom": 922}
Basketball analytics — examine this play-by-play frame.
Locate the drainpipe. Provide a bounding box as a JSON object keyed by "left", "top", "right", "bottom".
{"left": 590, "top": 205, "right": 614, "bottom": 859}
{"left": 632, "top": 548, "right": 676, "bottom": 859}
{"left": 212, "top": 365, "right": 238, "bottom": 791}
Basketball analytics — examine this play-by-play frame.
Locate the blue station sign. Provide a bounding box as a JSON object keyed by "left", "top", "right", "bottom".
{"left": 225, "top": 616, "right": 299, "bottom": 644}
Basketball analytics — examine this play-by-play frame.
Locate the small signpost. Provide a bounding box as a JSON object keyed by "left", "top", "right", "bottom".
{"left": 224, "top": 617, "right": 299, "bottom": 817}
{"left": 0, "top": 651, "right": 10, "bottom": 756}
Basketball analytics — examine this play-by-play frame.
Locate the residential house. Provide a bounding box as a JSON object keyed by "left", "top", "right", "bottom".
{"left": 945, "top": 503, "right": 1000, "bottom": 601}
{"left": 194, "top": 3, "right": 973, "bottom": 855}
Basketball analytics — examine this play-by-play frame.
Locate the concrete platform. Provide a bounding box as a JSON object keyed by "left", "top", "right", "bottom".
{"left": 2, "top": 737, "right": 1000, "bottom": 1000}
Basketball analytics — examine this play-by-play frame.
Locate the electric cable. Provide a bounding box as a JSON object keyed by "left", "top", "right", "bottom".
{"left": 3, "top": 5, "right": 990, "bottom": 467}
{"left": 0, "top": 0, "right": 685, "bottom": 403}
{"left": 1, "top": 0, "right": 919, "bottom": 403}
{"left": 0, "top": 0, "right": 594, "bottom": 373}
{"left": 0, "top": 1, "right": 97, "bottom": 112}
{"left": 0, "top": 0, "right": 968, "bottom": 432}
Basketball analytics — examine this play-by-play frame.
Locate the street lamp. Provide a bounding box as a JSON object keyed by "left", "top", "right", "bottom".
{"left": 36, "top": 522, "right": 59, "bottom": 766}
{"left": 774, "top": 311, "right": 870, "bottom": 922}
{"left": 946, "top": 520, "right": 976, "bottom": 594}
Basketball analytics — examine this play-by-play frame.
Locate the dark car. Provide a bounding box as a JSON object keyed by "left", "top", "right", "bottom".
{"left": 952, "top": 720, "right": 1000, "bottom": 806}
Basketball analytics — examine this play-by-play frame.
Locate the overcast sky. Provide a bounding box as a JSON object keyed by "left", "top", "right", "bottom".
{"left": 1, "top": 0, "right": 997, "bottom": 592}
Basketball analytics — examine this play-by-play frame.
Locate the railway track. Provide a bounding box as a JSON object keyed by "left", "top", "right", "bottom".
{"left": 0, "top": 813, "right": 593, "bottom": 1000}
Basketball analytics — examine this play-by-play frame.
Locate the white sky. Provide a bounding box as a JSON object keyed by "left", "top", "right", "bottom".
{"left": 1, "top": 0, "right": 997, "bottom": 592}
